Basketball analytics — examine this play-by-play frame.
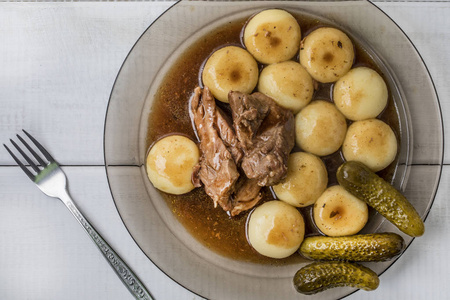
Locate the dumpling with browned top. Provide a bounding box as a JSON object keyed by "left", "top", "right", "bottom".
{"left": 299, "top": 27, "right": 354, "bottom": 83}
{"left": 202, "top": 46, "right": 258, "bottom": 103}
{"left": 247, "top": 200, "right": 305, "bottom": 259}
{"left": 244, "top": 9, "right": 301, "bottom": 64}
{"left": 146, "top": 135, "right": 199, "bottom": 195}
{"left": 313, "top": 185, "right": 368, "bottom": 236}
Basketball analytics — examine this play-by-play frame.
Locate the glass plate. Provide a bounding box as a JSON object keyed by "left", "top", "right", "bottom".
{"left": 104, "top": 1, "right": 443, "bottom": 299}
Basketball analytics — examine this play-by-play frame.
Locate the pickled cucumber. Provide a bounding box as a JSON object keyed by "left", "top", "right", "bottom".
{"left": 293, "top": 261, "right": 379, "bottom": 295}
{"left": 337, "top": 161, "right": 425, "bottom": 237}
{"left": 299, "top": 233, "right": 404, "bottom": 262}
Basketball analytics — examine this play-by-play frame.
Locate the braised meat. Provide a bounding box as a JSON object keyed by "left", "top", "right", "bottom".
{"left": 216, "top": 106, "right": 243, "bottom": 164}
{"left": 227, "top": 91, "right": 269, "bottom": 151}
{"left": 230, "top": 178, "right": 262, "bottom": 216}
{"left": 229, "top": 91, "right": 295, "bottom": 186}
{"left": 190, "top": 87, "right": 240, "bottom": 211}
{"left": 190, "top": 87, "right": 293, "bottom": 215}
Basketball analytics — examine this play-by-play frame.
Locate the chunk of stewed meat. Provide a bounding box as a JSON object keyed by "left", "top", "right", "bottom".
{"left": 230, "top": 177, "right": 262, "bottom": 216}
{"left": 190, "top": 87, "right": 239, "bottom": 211}
{"left": 229, "top": 91, "right": 295, "bottom": 186}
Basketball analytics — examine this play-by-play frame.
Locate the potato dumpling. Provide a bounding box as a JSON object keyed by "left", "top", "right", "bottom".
{"left": 313, "top": 185, "right": 368, "bottom": 236}
{"left": 247, "top": 200, "right": 305, "bottom": 259}
{"left": 244, "top": 9, "right": 301, "bottom": 64}
{"left": 202, "top": 46, "right": 258, "bottom": 103}
{"left": 342, "top": 119, "right": 397, "bottom": 172}
{"left": 333, "top": 67, "right": 388, "bottom": 121}
{"left": 295, "top": 100, "right": 347, "bottom": 156}
{"left": 258, "top": 61, "right": 313, "bottom": 113}
{"left": 299, "top": 27, "right": 354, "bottom": 83}
{"left": 146, "top": 135, "right": 199, "bottom": 195}
{"left": 273, "top": 152, "right": 328, "bottom": 207}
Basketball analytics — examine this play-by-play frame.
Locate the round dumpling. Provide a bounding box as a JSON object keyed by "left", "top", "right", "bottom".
{"left": 342, "top": 119, "right": 397, "bottom": 172}
{"left": 146, "top": 135, "right": 199, "bottom": 195}
{"left": 202, "top": 46, "right": 258, "bottom": 103}
{"left": 244, "top": 9, "right": 301, "bottom": 64}
{"left": 295, "top": 100, "right": 347, "bottom": 156}
{"left": 258, "top": 61, "right": 314, "bottom": 113}
{"left": 273, "top": 152, "right": 328, "bottom": 207}
{"left": 333, "top": 67, "right": 388, "bottom": 121}
{"left": 299, "top": 27, "right": 354, "bottom": 83}
{"left": 247, "top": 200, "right": 305, "bottom": 259}
{"left": 313, "top": 185, "right": 368, "bottom": 236}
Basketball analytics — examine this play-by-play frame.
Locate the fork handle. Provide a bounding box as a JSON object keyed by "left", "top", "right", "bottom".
{"left": 59, "top": 190, "right": 154, "bottom": 300}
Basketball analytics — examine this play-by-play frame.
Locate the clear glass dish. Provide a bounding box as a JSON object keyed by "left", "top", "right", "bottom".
{"left": 104, "top": 1, "right": 443, "bottom": 299}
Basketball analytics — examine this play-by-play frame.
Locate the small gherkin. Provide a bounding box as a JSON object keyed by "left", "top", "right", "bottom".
{"left": 299, "top": 233, "right": 405, "bottom": 262}
{"left": 293, "top": 261, "right": 379, "bottom": 295}
{"left": 337, "top": 161, "right": 425, "bottom": 237}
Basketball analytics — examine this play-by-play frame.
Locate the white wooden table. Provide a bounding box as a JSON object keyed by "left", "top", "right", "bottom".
{"left": 0, "top": 2, "right": 448, "bottom": 299}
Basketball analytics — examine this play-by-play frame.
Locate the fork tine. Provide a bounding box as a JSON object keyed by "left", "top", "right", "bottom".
{"left": 3, "top": 144, "right": 35, "bottom": 180}
{"left": 10, "top": 139, "right": 41, "bottom": 173}
{"left": 17, "top": 134, "right": 47, "bottom": 167}
{"left": 22, "top": 130, "right": 55, "bottom": 162}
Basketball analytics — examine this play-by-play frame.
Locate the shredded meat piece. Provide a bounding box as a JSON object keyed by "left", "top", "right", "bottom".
{"left": 190, "top": 87, "right": 293, "bottom": 215}
{"left": 229, "top": 91, "right": 295, "bottom": 186}
{"left": 216, "top": 106, "right": 243, "bottom": 164}
{"left": 190, "top": 87, "right": 240, "bottom": 211}
{"left": 228, "top": 91, "right": 269, "bottom": 151}
{"left": 230, "top": 178, "right": 262, "bottom": 216}
{"left": 191, "top": 164, "right": 202, "bottom": 188}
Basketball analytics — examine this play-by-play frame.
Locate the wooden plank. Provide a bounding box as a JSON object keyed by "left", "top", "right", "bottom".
{"left": 0, "top": 3, "right": 173, "bottom": 165}
{"left": 377, "top": 2, "right": 448, "bottom": 165}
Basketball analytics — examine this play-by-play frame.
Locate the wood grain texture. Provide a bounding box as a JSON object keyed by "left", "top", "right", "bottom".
{"left": 0, "top": 2, "right": 173, "bottom": 165}
{"left": 0, "top": 2, "right": 448, "bottom": 300}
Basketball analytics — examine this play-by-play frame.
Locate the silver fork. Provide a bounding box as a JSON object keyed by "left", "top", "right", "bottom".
{"left": 4, "top": 130, "right": 153, "bottom": 300}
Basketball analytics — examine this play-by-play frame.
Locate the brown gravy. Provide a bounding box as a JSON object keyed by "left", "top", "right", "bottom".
{"left": 146, "top": 12, "right": 400, "bottom": 264}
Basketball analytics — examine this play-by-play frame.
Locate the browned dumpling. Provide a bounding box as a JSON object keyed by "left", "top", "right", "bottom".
{"left": 202, "top": 46, "right": 258, "bottom": 103}
{"left": 299, "top": 27, "right": 354, "bottom": 83}
{"left": 314, "top": 185, "right": 368, "bottom": 236}
{"left": 247, "top": 200, "right": 305, "bottom": 258}
{"left": 146, "top": 135, "right": 199, "bottom": 195}
{"left": 244, "top": 9, "right": 301, "bottom": 64}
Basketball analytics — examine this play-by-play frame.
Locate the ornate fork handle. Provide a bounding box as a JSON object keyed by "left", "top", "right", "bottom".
{"left": 4, "top": 131, "right": 154, "bottom": 299}
{"left": 59, "top": 190, "right": 153, "bottom": 300}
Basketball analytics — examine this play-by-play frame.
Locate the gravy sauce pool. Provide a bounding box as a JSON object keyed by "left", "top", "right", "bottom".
{"left": 146, "top": 12, "right": 400, "bottom": 264}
